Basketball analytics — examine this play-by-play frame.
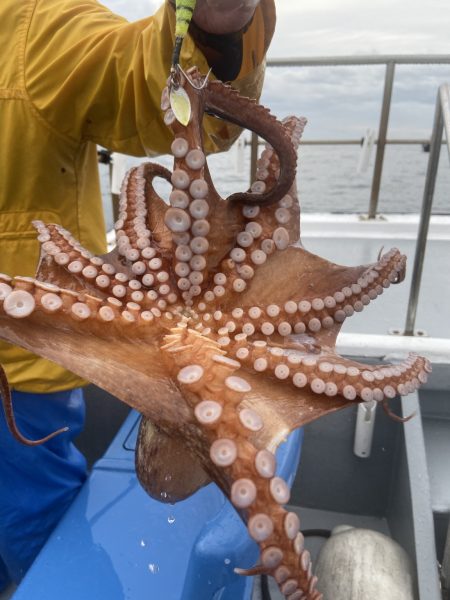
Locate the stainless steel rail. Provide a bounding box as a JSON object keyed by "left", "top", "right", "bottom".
{"left": 247, "top": 138, "right": 443, "bottom": 146}
{"left": 369, "top": 61, "right": 395, "bottom": 219}
{"left": 404, "top": 83, "right": 450, "bottom": 335}
{"left": 267, "top": 55, "right": 450, "bottom": 67}
{"left": 250, "top": 54, "right": 450, "bottom": 217}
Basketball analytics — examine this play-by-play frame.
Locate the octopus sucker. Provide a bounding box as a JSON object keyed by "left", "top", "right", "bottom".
{"left": 0, "top": 68, "right": 430, "bottom": 600}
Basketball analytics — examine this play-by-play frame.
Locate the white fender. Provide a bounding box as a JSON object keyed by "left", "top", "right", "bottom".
{"left": 357, "top": 129, "right": 376, "bottom": 174}
{"left": 315, "top": 526, "right": 415, "bottom": 600}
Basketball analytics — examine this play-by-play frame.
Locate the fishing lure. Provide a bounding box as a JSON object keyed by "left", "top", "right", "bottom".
{"left": 169, "top": 0, "right": 197, "bottom": 126}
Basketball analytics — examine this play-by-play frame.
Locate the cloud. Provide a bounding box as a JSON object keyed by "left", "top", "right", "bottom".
{"left": 100, "top": 0, "right": 450, "bottom": 57}
{"left": 99, "top": 0, "right": 450, "bottom": 138}
{"left": 270, "top": 0, "right": 450, "bottom": 56}
{"left": 260, "top": 63, "right": 450, "bottom": 138}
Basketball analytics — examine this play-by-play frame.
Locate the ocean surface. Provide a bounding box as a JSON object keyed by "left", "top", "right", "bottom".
{"left": 100, "top": 141, "right": 449, "bottom": 231}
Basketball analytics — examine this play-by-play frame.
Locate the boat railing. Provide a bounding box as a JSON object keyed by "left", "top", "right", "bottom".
{"left": 405, "top": 83, "right": 450, "bottom": 335}
{"left": 249, "top": 54, "right": 450, "bottom": 218}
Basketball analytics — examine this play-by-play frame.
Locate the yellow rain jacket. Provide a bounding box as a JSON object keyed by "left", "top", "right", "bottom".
{"left": 0, "top": 0, "right": 275, "bottom": 393}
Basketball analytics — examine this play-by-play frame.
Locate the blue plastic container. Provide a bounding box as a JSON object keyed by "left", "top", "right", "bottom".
{"left": 14, "top": 411, "right": 303, "bottom": 600}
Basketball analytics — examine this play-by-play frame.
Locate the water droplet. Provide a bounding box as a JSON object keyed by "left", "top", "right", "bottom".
{"left": 148, "top": 563, "right": 159, "bottom": 574}
{"left": 168, "top": 515, "right": 176, "bottom": 524}
{"left": 224, "top": 558, "right": 231, "bottom": 565}
{"left": 140, "top": 540, "right": 146, "bottom": 547}
{"left": 164, "top": 474, "right": 172, "bottom": 482}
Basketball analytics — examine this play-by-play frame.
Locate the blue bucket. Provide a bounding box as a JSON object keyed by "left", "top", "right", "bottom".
{"left": 14, "top": 411, "right": 303, "bottom": 600}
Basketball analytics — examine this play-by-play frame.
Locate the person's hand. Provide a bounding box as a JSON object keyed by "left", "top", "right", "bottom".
{"left": 193, "top": 0, "right": 260, "bottom": 35}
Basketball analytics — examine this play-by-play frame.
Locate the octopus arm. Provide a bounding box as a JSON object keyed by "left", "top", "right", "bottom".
{"left": 0, "top": 311, "right": 191, "bottom": 428}
{"left": 0, "top": 363, "right": 68, "bottom": 445}
{"left": 203, "top": 82, "right": 297, "bottom": 207}
{"left": 234, "top": 245, "right": 381, "bottom": 309}
{"left": 163, "top": 324, "right": 332, "bottom": 598}
{"left": 223, "top": 245, "right": 407, "bottom": 351}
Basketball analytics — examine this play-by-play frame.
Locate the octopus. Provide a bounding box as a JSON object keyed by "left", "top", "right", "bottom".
{"left": 0, "top": 67, "right": 430, "bottom": 600}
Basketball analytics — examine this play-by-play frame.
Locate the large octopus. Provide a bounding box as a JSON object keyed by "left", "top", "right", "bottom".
{"left": 0, "top": 67, "right": 430, "bottom": 600}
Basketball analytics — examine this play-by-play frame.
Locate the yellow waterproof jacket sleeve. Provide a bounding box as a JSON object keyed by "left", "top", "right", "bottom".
{"left": 0, "top": 0, "right": 275, "bottom": 393}
{"left": 25, "top": 0, "right": 275, "bottom": 155}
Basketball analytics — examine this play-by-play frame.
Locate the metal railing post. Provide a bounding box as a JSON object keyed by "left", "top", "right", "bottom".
{"left": 442, "top": 84, "right": 450, "bottom": 164}
{"left": 404, "top": 86, "right": 447, "bottom": 335}
{"left": 368, "top": 61, "right": 396, "bottom": 218}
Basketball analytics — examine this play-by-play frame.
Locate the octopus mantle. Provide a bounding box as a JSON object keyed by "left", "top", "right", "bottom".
{"left": 0, "top": 68, "right": 430, "bottom": 600}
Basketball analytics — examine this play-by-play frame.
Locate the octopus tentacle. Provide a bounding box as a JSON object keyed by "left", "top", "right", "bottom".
{"left": 224, "top": 339, "right": 430, "bottom": 403}
{"left": 161, "top": 75, "right": 234, "bottom": 304}
{"left": 163, "top": 325, "right": 319, "bottom": 599}
{"left": 34, "top": 220, "right": 101, "bottom": 278}
{"left": 117, "top": 163, "right": 171, "bottom": 250}
{"left": 211, "top": 119, "right": 306, "bottom": 299}
{"left": 115, "top": 163, "right": 180, "bottom": 302}
{"left": 192, "top": 247, "right": 406, "bottom": 342}
{"left": 382, "top": 400, "right": 416, "bottom": 422}
{"left": 203, "top": 79, "right": 298, "bottom": 207}
{"left": 0, "top": 273, "right": 177, "bottom": 333}
{"left": 251, "top": 116, "right": 304, "bottom": 244}
{"left": 224, "top": 248, "right": 407, "bottom": 343}
{"left": 33, "top": 221, "right": 136, "bottom": 302}
{"left": 0, "top": 363, "right": 68, "bottom": 446}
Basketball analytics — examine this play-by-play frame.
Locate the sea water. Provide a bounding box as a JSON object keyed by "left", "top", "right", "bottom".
{"left": 100, "top": 141, "right": 449, "bottom": 232}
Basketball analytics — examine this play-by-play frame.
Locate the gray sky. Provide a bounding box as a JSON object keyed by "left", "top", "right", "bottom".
{"left": 101, "top": 0, "right": 450, "bottom": 138}
{"left": 271, "top": 0, "right": 450, "bottom": 56}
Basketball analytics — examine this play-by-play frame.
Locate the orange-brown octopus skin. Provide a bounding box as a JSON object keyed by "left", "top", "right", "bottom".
{"left": 0, "top": 67, "right": 430, "bottom": 600}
